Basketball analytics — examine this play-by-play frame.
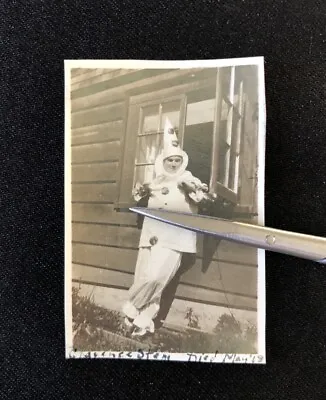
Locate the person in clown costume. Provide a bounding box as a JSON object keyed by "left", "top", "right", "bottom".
{"left": 122, "top": 118, "right": 209, "bottom": 338}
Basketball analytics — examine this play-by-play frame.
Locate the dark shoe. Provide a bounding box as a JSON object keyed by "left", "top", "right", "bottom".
{"left": 123, "top": 317, "right": 135, "bottom": 337}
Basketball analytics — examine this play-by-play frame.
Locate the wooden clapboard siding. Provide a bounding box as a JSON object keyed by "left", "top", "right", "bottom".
{"left": 183, "top": 259, "right": 257, "bottom": 296}
{"left": 71, "top": 120, "right": 123, "bottom": 137}
{"left": 71, "top": 69, "right": 120, "bottom": 86}
{"left": 71, "top": 69, "right": 104, "bottom": 84}
{"left": 71, "top": 69, "right": 173, "bottom": 100}
{"left": 71, "top": 123, "right": 123, "bottom": 145}
{"left": 72, "top": 243, "right": 256, "bottom": 275}
{"left": 72, "top": 264, "right": 256, "bottom": 311}
{"left": 129, "top": 76, "right": 216, "bottom": 106}
{"left": 71, "top": 68, "right": 211, "bottom": 112}
{"left": 71, "top": 242, "right": 257, "bottom": 297}
{"left": 71, "top": 69, "right": 139, "bottom": 92}
{"left": 70, "top": 68, "right": 82, "bottom": 77}
{"left": 72, "top": 223, "right": 138, "bottom": 248}
{"left": 72, "top": 162, "right": 119, "bottom": 183}
{"left": 72, "top": 243, "right": 137, "bottom": 270}
{"left": 72, "top": 203, "right": 137, "bottom": 225}
{"left": 176, "top": 281, "right": 256, "bottom": 311}
{"left": 72, "top": 183, "right": 117, "bottom": 203}
{"left": 71, "top": 141, "right": 120, "bottom": 164}
{"left": 71, "top": 103, "right": 124, "bottom": 129}
{"left": 239, "top": 146, "right": 255, "bottom": 209}
{"left": 197, "top": 235, "right": 257, "bottom": 266}
{"left": 238, "top": 82, "right": 259, "bottom": 213}
{"left": 71, "top": 68, "right": 94, "bottom": 78}
{"left": 72, "top": 222, "right": 257, "bottom": 266}
{"left": 71, "top": 131, "right": 119, "bottom": 146}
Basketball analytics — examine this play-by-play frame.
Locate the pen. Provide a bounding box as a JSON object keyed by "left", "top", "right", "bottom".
{"left": 130, "top": 207, "right": 326, "bottom": 264}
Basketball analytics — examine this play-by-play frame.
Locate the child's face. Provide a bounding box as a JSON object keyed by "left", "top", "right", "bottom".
{"left": 163, "top": 156, "right": 183, "bottom": 174}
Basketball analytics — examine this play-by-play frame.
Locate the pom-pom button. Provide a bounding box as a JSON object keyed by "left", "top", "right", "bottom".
{"left": 149, "top": 236, "right": 158, "bottom": 245}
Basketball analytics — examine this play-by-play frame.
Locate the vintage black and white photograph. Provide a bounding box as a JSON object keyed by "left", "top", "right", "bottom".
{"left": 65, "top": 58, "right": 266, "bottom": 362}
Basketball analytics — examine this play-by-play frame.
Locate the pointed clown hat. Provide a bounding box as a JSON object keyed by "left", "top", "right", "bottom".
{"left": 154, "top": 118, "right": 188, "bottom": 177}
{"left": 162, "top": 117, "right": 185, "bottom": 160}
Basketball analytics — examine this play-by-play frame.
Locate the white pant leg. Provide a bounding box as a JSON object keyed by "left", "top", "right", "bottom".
{"left": 122, "top": 247, "right": 151, "bottom": 320}
{"left": 133, "top": 247, "right": 151, "bottom": 284}
{"left": 130, "top": 246, "right": 182, "bottom": 332}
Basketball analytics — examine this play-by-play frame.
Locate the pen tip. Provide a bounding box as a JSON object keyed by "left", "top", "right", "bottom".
{"left": 129, "top": 206, "right": 143, "bottom": 214}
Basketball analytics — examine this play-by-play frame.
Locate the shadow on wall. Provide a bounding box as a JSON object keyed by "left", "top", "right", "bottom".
{"left": 201, "top": 235, "right": 222, "bottom": 273}
{"left": 133, "top": 189, "right": 238, "bottom": 328}
{"left": 154, "top": 252, "right": 197, "bottom": 329}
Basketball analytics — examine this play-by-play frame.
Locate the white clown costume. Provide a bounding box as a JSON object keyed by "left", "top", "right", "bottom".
{"left": 122, "top": 118, "right": 208, "bottom": 337}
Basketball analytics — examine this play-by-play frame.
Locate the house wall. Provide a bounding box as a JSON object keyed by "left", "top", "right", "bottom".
{"left": 69, "top": 68, "right": 259, "bottom": 313}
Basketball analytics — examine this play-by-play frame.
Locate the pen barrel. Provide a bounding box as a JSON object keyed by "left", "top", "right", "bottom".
{"left": 226, "top": 221, "right": 326, "bottom": 263}
{"left": 130, "top": 207, "right": 326, "bottom": 264}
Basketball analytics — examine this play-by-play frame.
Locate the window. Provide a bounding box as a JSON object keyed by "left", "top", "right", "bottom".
{"left": 116, "top": 66, "right": 257, "bottom": 214}
{"left": 183, "top": 90, "right": 215, "bottom": 185}
{"left": 210, "top": 67, "right": 245, "bottom": 203}
{"left": 133, "top": 99, "right": 184, "bottom": 186}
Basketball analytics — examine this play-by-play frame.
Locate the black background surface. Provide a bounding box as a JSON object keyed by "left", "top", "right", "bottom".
{"left": 1, "top": 1, "right": 326, "bottom": 398}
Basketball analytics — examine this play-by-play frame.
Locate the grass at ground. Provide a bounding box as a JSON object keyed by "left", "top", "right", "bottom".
{"left": 72, "top": 287, "right": 257, "bottom": 354}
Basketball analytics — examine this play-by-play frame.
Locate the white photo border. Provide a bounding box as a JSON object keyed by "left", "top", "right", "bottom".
{"left": 64, "top": 56, "right": 266, "bottom": 363}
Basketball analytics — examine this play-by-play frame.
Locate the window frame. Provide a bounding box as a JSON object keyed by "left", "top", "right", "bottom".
{"left": 133, "top": 95, "right": 187, "bottom": 189}
{"left": 209, "top": 67, "right": 245, "bottom": 204}
{"left": 115, "top": 93, "right": 188, "bottom": 209}
{"left": 114, "top": 69, "right": 254, "bottom": 214}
